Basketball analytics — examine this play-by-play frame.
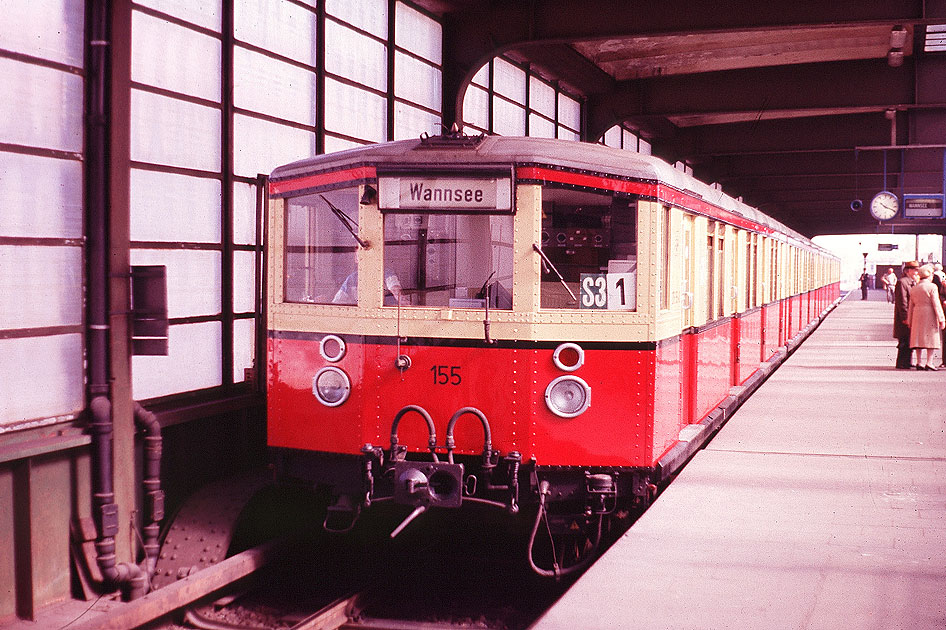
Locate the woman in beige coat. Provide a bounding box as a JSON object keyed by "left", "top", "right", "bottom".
{"left": 908, "top": 264, "right": 946, "bottom": 370}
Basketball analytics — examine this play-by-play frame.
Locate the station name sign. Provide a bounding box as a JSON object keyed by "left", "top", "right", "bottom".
{"left": 378, "top": 174, "right": 513, "bottom": 213}
{"left": 903, "top": 194, "right": 945, "bottom": 219}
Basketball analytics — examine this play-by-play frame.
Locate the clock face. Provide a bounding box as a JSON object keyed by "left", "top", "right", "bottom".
{"left": 870, "top": 191, "right": 899, "bottom": 220}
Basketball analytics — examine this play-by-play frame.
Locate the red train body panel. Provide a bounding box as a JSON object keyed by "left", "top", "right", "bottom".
{"left": 269, "top": 335, "right": 658, "bottom": 468}
{"left": 738, "top": 310, "right": 763, "bottom": 385}
{"left": 693, "top": 322, "right": 733, "bottom": 422}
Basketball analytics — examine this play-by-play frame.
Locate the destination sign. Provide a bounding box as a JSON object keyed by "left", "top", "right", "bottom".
{"left": 903, "top": 194, "right": 945, "bottom": 219}
{"left": 379, "top": 176, "right": 512, "bottom": 212}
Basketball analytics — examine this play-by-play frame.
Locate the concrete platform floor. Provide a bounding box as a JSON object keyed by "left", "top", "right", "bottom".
{"left": 535, "top": 293, "right": 946, "bottom": 630}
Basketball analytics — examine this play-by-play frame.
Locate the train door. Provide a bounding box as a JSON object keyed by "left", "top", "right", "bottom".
{"left": 682, "top": 215, "right": 694, "bottom": 328}
{"left": 681, "top": 214, "right": 696, "bottom": 423}
{"left": 776, "top": 242, "right": 785, "bottom": 346}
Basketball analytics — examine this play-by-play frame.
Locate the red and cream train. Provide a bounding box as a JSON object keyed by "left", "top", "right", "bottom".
{"left": 265, "top": 134, "right": 840, "bottom": 575}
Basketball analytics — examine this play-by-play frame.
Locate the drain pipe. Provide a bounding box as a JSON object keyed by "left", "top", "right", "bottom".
{"left": 90, "top": 401, "right": 146, "bottom": 600}
{"left": 134, "top": 402, "right": 164, "bottom": 578}
{"left": 87, "top": 0, "right": 146, "bottom": 600}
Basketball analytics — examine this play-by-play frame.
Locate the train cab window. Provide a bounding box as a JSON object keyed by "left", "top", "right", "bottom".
{"left": 539, "top": 188, "right": 637, "bottom": 310}
{"left": 383, "top": 213, "right": 514, "bottom": 309}
{"left": 284, "top": 188, "right": 360, "bottom": 305}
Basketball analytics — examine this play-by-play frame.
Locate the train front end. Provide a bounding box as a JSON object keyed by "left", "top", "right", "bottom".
{"left": 267, "top": 136, "right": 670, "bottom": 574}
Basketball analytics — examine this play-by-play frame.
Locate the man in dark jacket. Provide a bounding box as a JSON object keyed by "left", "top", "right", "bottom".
{"left": 860, "top": 272, "right": 871, "bottom": 299}
{"left": 894, "top": 261, "right": 920, "bottom": 369}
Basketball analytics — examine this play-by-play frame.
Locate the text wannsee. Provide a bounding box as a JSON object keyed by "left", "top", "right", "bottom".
{"left": 408, "top": 182, "right": 485, "bottom": 203}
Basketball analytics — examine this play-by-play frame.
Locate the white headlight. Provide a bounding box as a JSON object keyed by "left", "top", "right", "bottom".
{"left": 544, "top": 375, "right": 591, "bottom": 418}
{"left": 319, "top": 334, "right": 346, "bottom": 362}
{"left": 313, "top": 367, "right": 351, "bottom": 407}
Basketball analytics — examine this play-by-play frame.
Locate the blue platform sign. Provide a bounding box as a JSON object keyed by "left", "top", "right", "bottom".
{"left": 903, "top": 194, "right": 945, "bottom": 219}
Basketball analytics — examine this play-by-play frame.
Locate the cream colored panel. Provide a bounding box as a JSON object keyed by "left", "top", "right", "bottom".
{"left": 267, "top": 197, "right": 286, "bottom": 309}
{"left": 358, "top": 185, "right": 384, "bottom": 309}
{"left": 636, "top": 199, "right": 656, "bottom": 337}
{"left": 514, "top": 184, "right": 542, "bottom": 313}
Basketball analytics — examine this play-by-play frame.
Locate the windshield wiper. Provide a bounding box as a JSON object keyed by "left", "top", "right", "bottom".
{"left": 532, "top": 243, "right": 577, "bottom": 302}
{"left": 479, "top": 271, "right": 497, "bottom": 345}
{"left": 320, "top": 194, "right": 369, "bottom": 249}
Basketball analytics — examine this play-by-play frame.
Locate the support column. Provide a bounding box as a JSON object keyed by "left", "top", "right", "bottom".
{"left": 108, "top": 0, "right": 135, "bottom": 564}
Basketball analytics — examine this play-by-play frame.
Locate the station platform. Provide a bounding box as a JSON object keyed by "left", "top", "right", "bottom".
{"left": 535, "top": 290, "right": 946, "bottom": 630}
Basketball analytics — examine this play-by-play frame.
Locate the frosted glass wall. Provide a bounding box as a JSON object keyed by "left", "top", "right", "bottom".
{"left": 323, "top": 0, "right": 444, "bottom": 145}
{"left": 600, "top": 124, "right": 652, "bottom": 156}
{"left": 130, "top": 3, "right": 226, "bottom": 398}
{"left": 462, "top": 56, "right": 583, "bottom": 140}
{"left": 0, "top": 0, "right": 85, "bottom": 429}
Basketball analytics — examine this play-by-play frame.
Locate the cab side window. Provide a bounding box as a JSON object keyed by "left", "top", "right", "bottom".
{"left": 284, "top": 188, "right": 360, "bottom": 304}
{"left": 539, "top": 187, "right": 638, "bottom": 310}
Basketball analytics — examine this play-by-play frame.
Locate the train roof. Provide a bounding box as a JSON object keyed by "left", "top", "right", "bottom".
{"left": 270, "top": 135, "right": 833, "bottom": 255}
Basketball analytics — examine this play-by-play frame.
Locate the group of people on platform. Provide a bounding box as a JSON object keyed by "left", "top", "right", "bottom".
{"left": 891, "top": 261, "right": 946, "bottom": 370}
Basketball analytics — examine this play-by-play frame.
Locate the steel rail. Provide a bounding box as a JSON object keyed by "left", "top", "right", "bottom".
{"left": 289, "top": 592, "right": 367, "bottom": 630}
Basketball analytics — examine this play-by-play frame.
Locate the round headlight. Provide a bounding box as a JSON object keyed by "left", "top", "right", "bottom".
{"left": 544, "top": 375, "right": 591, "bottom": 418}
{"left": 552, "top": 342, "right": 584, "bottom": 372}
{"left": 313, "top": 367, "right": 351, "bottom": 407}
{"left": 319, "top": 334, "right": 346, "bottom": 362}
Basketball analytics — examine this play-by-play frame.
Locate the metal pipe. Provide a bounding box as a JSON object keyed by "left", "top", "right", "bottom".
{"left": 133, "top": 403, "right": 164, "bottom": 578}
{"left": 444, "top": 406, "right": 492, "bottom": 465}
{"left": 526, "top": 480, "right": 604, "bottom": 580}
{"left": 87, "top": 0, "right": 108, "bottom": 399}
{"left": 91, "top": 397, "right": 146, "bottom": 599}
{"left": 389, "top": 405, "right": 438, "bottom": 461}
{"left": 87, "top": 0, "right": 146, "bottom": 600}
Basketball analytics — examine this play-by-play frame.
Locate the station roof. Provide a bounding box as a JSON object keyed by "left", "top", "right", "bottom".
{"left": 415, "top": 0, "right": 946, "bottom": 238}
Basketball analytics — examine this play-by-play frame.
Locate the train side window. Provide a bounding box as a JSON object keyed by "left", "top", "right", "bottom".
{"left": 383, "top": 212, "right": 514, "bottom": 309}
{"left": 539, "top": 187, "right": 637, "bottom": 310}
{"left": 284, "top": 187, "right": 360, "bottom": 305}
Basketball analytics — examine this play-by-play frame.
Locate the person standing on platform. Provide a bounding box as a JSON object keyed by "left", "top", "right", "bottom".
{"left": 907, "top": 264, "right": 945, "bottom": 370}
{"left": 934, "top": 262, "right": 946, "bottom": 284}
{"left": 882, "top": 267, "right": 897, "bottom": 303}
{"left": 894, "top": 261, "right": 920, "bottom": 369}
{"left": 933, "top": 263, "right": 946, "bottom": 367}
{"left": 860, "top": 271, "right": 871, "bottom": 300}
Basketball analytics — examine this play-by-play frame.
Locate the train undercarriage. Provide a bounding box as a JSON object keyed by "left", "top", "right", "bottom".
{"left": 274, "top": 404, "right": 657, "bottom": 578}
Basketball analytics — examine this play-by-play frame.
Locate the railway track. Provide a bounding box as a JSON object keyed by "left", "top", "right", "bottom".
{"left": 180, "top": 587, "right": 538, "bottom": 630}
{"left": 165, "top": 539, "right": 573, "bottom": 630}
{"left": 140, "top": 506, "right": 581, "bottom": 630}
{"left": 76, "top": 483, "right": 636, "bottom": 629}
